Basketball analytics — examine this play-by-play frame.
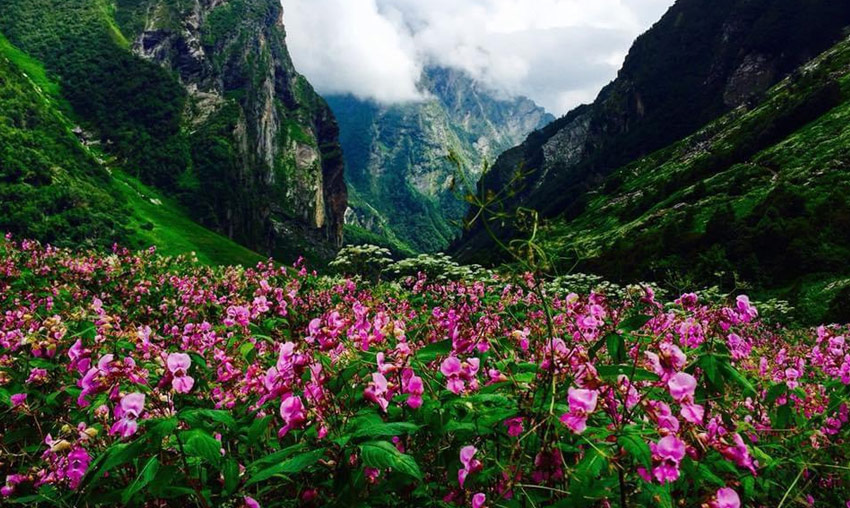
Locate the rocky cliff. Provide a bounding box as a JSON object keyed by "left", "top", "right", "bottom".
{"left": 454, "top": 0, "right": 850, "bottom": 260}
{"left": 123, "top": 0, "right": 347, "bottom": 255}
{"left": 331, "top": 67, "right": 552, "bottom": 253}
{"left": 0, "top": 0, "right": 346, "bottom": 262}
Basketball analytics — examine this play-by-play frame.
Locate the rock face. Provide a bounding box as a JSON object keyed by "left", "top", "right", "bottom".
{"left": 329, "top": 67, "right": 552, "bottom": 253}
{"left": 122, "top": 0, "right": 346, "bottom": 256}
{"left": 454, "top": 0, "right": 850, "bottom": 260}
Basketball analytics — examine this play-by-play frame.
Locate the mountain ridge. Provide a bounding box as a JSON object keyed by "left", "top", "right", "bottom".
{"left": 332, "top": 66, "right": 553, "bottom": 254}
{"left": 454, "top": 0, "right": 850, "bottom": 260}
{"left": 0, "top": 0, "right": 346, "bottom": 263}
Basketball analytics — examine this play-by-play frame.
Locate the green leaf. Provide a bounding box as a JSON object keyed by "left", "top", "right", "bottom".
{"left": 88, "top": 439, "right": 147, "bottom": 483}
{"left": 698, "top": 354, "right": 723, "bottom": 389}
{"left": 720, "top": 362, "right": 757, "bottom": 397}
{"left": 588, "top": 335, "right": 607, "bottom": 361}
{"left": 618, "top": 434, "right": 651, "bottom": 468}
{"left": 774, "top": 403, "right": 793, "bottom": 429}
{"left": 246, "top": 415, "right": 272, "bottom": 443}
{"left": 597, "top": 365, "right": 659, "bottom": 382}
{"left": 239, "top": 341, "right": 255, "bottom": 361}
{"left": 246, "top": 443, "right": 305, "bottom": 471}
{"left": 181, "top": 409, "right": 237, "bottom": 429}
{"left": 121, "top": 456, "right": 160, "bottom": 504}
{"left": 145, "top": 417, "right": 178, "bottom": 439}
{"left": 618, "top": 315, "right": 652, "bottom": 333}
{"left": 244, "top": 449, "right": 325, "bottom": 486}
{"left": 415, "top": 339, "right": 452, "bottom": 363}
{"left": 223, "top": 459, "right": 240, "bottom": 495}
{"left": 644, "top": 483, "right": 673, "bottom": 508}
{"left": 352, "top": 421, "right": 420, "bottom": 439}
{"left": 360, "top": 441, "right": 423, "bottom": 480}
{"left": 607, "top": 333, "right": 626, "bottom": 363}
{"left": 183, "top": 430, "right": 222, "bottom": 466}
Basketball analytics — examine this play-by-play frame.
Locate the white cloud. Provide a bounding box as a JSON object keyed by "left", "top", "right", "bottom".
{"left": 282, "top": 0, "right": 675, "bottom": 114}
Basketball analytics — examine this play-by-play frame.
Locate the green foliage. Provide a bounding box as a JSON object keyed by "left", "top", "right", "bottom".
{"left": 0, "top": 0, "right": 191, "bottom": 189}
{"left": 0, "top": 45, "right": 131, "bottom": 248}
{"left": 521, "top": 37, "right": 850, "bottom": 324}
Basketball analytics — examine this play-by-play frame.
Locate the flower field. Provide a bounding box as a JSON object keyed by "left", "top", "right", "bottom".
{"left": 1, "top": 236, "right": 849, "bottom": 507}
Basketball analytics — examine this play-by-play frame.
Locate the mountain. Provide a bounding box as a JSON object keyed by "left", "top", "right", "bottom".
{"left": 0, "top": 0, "right": 346, "bottom": 263}
{"left": 0, "top": 32, "right": 265, "bottom": 265}
{"left": 534, "top": 35, "right": 850, "bottom": 323}
{"left": 329, "top": 67, "right": 553, "bottom": 254}
{"left": 454, "top": 0, "right": 850, "bottom": 260}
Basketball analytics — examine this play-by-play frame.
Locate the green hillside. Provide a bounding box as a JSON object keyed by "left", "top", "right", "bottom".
{"left": 0, "top": 33, "right": 264, "bottom": 266}
{"left": 536, "top": 37, "right": 850, "bottom": 323}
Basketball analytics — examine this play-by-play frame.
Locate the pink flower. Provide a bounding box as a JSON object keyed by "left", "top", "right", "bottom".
{"left": 364, "top": 467, "right": 381, "bottom": 484}
{"left": 681, "top": 403, "right": 705, "bottom": 424}
{"left": 364, "top": 372, "right": 390, "bottom": 412}
{"left": 711, "top": 487, "right": 741, "bottom": 508}
{"left": 26, "top": 368, "right": 48, "bottom": 384}
{"left": 559, "top": 387, "right": 598, "bottom": 434}
{"left": 10, "top": 393, "right": 27, "bottom": 408}
{"left": 109, "top": 392, "right": 145, "bottom": 438}
{"left": 504, "top": 417, "right": 524, "bottom": 437}
{"left": 1, "top": 474, "right": 26, "bottom": 497}
{"left": 243, "top": 496, "right": 261, "bottom": 508}
{"left": 402, "top": 369, "right": 424, "bottom": 409}
{"left": 440, "top": 356, "right": 480, "bottom": 395}
{"left": 66, "top": 447, "right": 91, "bottom": 489}
{"left": 458, "top": 445, "right": 482, "bottom": 487}
{"left": 278, "top": 394, "right": 306, "bottom": 437}
{"left": 668, "top": 372, "right": 696, "bottom": 402}
{"left": 650, "top": 435, "right": 686, "bottom": 484}
{"left": 472, "top": 492, "right": 487, "bottom": 508}
{"left": 646, "top": 343, "right": 687, "bottom": 380}
{"left": 720, "top": 434, "right": 758, "bottom": 475}
{"left": 167, "top": 353, "right": 195, "bottom": 393}
{"left": 736, "top": 295, "right": 758, "bottom": 322}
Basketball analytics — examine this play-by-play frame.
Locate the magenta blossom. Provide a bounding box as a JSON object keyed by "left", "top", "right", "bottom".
{"left": 472, "top": 492, "right": 486, "bottom": 508}
{"left": 167, "top": 353, "right": 195, "bottom": 393}
{"left": 711, "top": 487, "right": 741, "bottom": 508}
{"left": 504, "top": 417, "right": 524, "bottom": 437}
{"left": 10, "top": 393, "right": 27, "bottom": 408}
{"left": 650, "top": 435, "right": 686, "bottom": 484}
{"left": 402, "top": 368, "right": 424, "bottom": 409}
{"left": 560, "top": 387, "right": 598, "bottom": 434}
{"left": 458, "top": 445, "right": 482, "bottom": 487}
{"left": 109, "top": 392, "right": 145, "bottom": 438}
{"left": 243, "top": 496, "right": 261, "bottom": 508}
{"left": 1, "top": 474, "right": 26, "bottom": 497}
{"left": 364, "top": 372, "right": 390, "bottom": 412}
{"left": 278, "top": 394, "right": 306, "bottom": 437}
{"left": 668, "top": 372, "right": 696, "bottom": 402}
{"left": 721, "top": 433, "right": 758, "bottom": 475}
{"left": 440, "top": 356, "right": 480, "bottom": 395}
{"left": 65, "top": 447, "right": 91, "bottom": 489}
{"left": 736, "top": 295, "right": 758, "bottom": 322}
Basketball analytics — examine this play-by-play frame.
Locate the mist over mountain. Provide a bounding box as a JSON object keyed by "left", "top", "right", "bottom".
{"left": 330, "top": 66, "right": 553, "bottom": 253}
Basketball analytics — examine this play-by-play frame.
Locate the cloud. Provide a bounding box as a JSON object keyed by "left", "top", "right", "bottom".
{"left": 282, "top": 0, "right": 422, "bottom": 102}
{"left": 282, "top": 0, "right": 675, "bottom": 114}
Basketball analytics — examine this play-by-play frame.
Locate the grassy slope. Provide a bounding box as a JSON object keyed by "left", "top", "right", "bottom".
{"left": 113, "top": 171, "right": 266, "bottom": 266}
{"left": 0, "top": 32, "right": 264, "bottom": 266}
{"left": 541, "top": 37, "right": 850, "bottom": 323}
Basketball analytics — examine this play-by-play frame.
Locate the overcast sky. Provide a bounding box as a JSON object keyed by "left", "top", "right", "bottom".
{"left": 282, "top": 0, "right": 675, "bottom": 115}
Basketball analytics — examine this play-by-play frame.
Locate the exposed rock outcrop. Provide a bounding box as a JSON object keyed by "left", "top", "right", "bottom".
{"left": 125, "top": 0, "right": 346, "bottom": 256}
